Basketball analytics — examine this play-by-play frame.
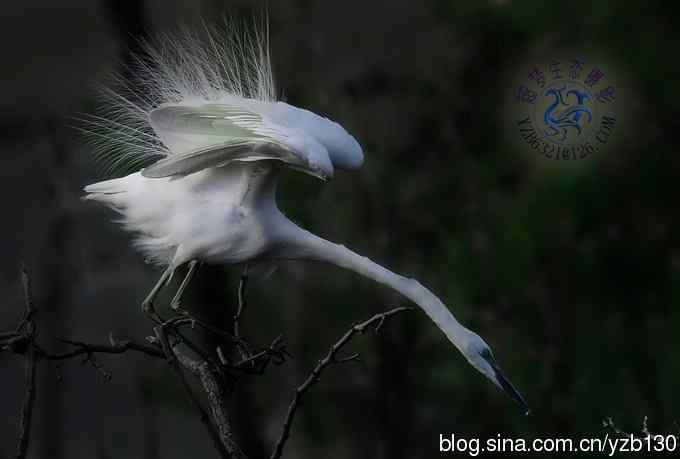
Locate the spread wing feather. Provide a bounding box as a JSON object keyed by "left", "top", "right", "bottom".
{"left": 141, "top": 139, "right": 310, "bottom": 178}
{"left": 149, "top": 103, "right": 283, "bottom": 140}
{"left": 143, "top": 103, "right": 331, "bottom": 179}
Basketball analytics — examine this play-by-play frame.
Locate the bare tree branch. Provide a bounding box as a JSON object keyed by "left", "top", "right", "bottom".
{"left": 3, "top": 266, "right": 413, "bottom": 459}
{"left": 270, "top": 306, "right": 412, "bottom": 459}
{"left": 176, "top": 349, "right": 247, "bottom": 459}
{"left": 154, "top": 325, "right": 237, "bottom": 459}
{"left": 152, "top": 308, "right": 249, "bottom": 459}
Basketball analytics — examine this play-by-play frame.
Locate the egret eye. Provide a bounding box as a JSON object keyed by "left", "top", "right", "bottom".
{"left": 479, "top": 346, "right": 494, "bottom": 361}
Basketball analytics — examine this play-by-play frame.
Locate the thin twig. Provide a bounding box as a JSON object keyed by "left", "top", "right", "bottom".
{"left": 270, "top": 306, "right": 412, "bottom": 459}
{"left": 15, "top": 345, "right": 36, "bottom": 459}
{"left": 175, "top": 313, "right": 240, "bottom": 342}
{"left": 642, "top": 416, "right": 650, "bottom": 437}
{"left": 602, "top": 417, "right": 626, "bottom": 435}
{"left": 232, "top": 336, "right": 290, "bottom": 374}
{"left": 234, "top": 265, "right": 248, "bottom": 338}
{"left": 15, "top": 265, "right": 37, "bottom": 459}
{"left": 1, "top": 334, "right": 30, "bottom": 353}
{"left": 37, "top": 339, "right": 165, "bottom": 360}
{"left": 602, "top": 416, "right": 679, "bottom": 439}
{"left": 18, "top": 264, "right": 35, "bottom": 330}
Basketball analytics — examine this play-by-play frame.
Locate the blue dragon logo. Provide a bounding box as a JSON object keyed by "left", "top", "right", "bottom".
{"left": 542, "top": 85, "right": 593, "bottom": 143}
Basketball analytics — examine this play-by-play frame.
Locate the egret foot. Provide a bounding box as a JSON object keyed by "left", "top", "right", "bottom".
{"left": 141, "top": 299, "right": 164, "bottom": 324}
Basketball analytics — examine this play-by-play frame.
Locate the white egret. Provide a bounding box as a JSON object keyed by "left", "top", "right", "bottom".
{"left": 82, "top": 19, "right": 528, "bottom": 413}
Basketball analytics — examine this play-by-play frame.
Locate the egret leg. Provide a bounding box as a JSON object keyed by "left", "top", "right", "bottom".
{"left": 142, "top": 267, "right": 173, "bottom": 321}
{"left": 170, "top": 260, "right": 200, "bottom": 310}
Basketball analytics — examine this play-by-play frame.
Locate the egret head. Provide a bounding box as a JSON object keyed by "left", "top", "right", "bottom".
{"left": 464, "top": 332, "right": 530, "bottom": 415}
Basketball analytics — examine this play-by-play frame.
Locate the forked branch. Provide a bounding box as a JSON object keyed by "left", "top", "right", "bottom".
{"left": 270, "top": 306, "right": 412, "bottom": 459}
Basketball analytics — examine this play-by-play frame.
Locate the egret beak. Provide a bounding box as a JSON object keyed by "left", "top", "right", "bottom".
{"left": 484, "top": 355, "right": 530, "bottom": 415}
{"left": 492, "top": 363, "right": 530, "bottom": 415}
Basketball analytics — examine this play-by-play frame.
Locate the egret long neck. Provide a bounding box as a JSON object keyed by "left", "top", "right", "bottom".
{"left": 279, "top": 223, "right": 470, "bottom": 351}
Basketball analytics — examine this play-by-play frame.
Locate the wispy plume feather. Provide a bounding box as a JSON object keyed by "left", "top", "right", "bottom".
{"left": 76, "top": 15, "right": 276, "bottom": 177}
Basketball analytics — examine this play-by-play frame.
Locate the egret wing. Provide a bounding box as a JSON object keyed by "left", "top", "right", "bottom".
{"left": 144, "top": 103, "right": 331, "bottom": 179}
{"left": 148, "top": 103, "right": 284, "bottom": 145}
{"left": 141, "top": 138, "right": 313, "bottom": 178}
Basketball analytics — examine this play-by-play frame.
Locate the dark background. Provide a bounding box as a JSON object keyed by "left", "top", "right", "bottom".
{"left": 1, "top": 1, "right": 678, "bottom": 458}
